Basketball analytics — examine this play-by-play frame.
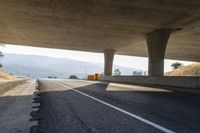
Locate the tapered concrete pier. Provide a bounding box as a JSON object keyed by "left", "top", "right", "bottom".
{"left": 146, "top": 29, "right": 172, "bottom": 76}
{"left": 104, "top": 49, "right": 115, "bottom": 75}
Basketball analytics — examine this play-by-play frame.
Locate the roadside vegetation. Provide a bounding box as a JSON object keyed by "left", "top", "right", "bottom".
{"left": 0, "top": 49, "right": 3, "bottom": 69}
{"left": 132, "top": 70, "right": 147, "bottom": 76}
{"left": 69, "top": 75, "right": 79, "bottom": 79}
{"left": 113, "top": 69, "right": 121, "bottom": 76}
{"left": 0, "top": 71, "right": 19, "bottom": 85}
{"left": 47, "top": 76, "right": 57, "bottom": 79}
{"left": 0, "top": 46, "right": 19, "bottom": 85}
{"left": 171, "top": 62, "right": 184, "bottom": 70}
{"left": 165, "top": 63, "right": 200, "bottom": 76}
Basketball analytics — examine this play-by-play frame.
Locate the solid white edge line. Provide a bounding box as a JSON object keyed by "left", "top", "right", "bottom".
{"left": 54, "top": 81, "right": 175, "bottom": 133}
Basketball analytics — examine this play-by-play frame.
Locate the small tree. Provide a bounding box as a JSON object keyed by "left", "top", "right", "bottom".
{"left": 113, "top": 69, "right": 121, "bottom": 76}
{"left": 171, "top": 62, "right": 183, "bottom": 70}
{"left": 69, "top": 75, "right": 79, "bottom": 79}
{"left": 0, "top": 51, "right": 3, "bottom": 57}
{"left": 132, "top": 70, "right": 147, "bottom": 76}
{"left": 0, "top": 51, "right": 4, "bottom": 68}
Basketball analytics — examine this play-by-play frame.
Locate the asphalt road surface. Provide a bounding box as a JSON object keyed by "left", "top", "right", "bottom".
{"left": 37, "top": 79, "right": 200, "bottom": 133}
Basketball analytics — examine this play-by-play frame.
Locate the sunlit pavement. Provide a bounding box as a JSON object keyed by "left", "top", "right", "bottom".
{"left": 37, "top": 79, "right": 200, "bottom": 133}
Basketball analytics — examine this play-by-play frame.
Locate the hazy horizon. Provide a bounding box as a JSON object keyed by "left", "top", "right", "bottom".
{"left": 0, "top": 44, "right": 196, "bottom": 72}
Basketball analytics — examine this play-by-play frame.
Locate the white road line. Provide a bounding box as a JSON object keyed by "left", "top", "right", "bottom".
{"left": 54, "top": 81, "right": 175, "bottom": 133}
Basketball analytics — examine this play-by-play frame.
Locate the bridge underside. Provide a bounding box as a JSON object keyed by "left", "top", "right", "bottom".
{"left": 0, "top": 0, "right": 200, "bottom": 76}
{"left": 0, "top": 0, "right": 200, "bottom": 61}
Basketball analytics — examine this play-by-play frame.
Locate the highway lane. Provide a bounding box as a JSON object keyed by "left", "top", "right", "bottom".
{"left": 37, "top": 79, "right": 200, "bottom": 133}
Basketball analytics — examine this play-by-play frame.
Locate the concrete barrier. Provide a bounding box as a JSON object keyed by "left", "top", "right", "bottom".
{"left": 100, "top": 76, "right": 200, "bottom": 89}
{"left": 0, "top": 80, "right": 27, "bottom": 95}
{"left": 198, "top": 78, "right": 200, "bottom": 89}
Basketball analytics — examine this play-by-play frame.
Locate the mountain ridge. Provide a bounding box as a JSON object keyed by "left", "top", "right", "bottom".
{"left": 1, "top": 53, "right": 142, "bottom": 78}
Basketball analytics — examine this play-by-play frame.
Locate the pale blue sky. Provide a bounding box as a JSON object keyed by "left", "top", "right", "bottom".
{"left": 0, "top": 44, "right": 195, "bottom": 72}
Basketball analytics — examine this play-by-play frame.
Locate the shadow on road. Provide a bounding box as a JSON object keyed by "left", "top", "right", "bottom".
{"left": 37, "top": 80, "right": 200, "bottom": 133}
{"left": 0, "top": 94, "right": 37, "bottom": 133}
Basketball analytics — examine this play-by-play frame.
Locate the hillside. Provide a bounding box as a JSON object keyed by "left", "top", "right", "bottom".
{"left": 0, "top": 71, "right": 18, "bottom": 84}
{"left": 1, "top": 53, "right": 141, "bottom": 78}
{"left": 165, "top": 63, "right": 200, "bottom": 76}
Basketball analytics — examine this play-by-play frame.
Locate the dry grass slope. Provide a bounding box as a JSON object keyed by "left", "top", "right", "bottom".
{"left": 165, "top": 63, "right": 200, "bottom": 76}
{"left": 0, "top": 71, "right": 25, "bottom": 95}
{"left": 0, "top": 71, "right": 18, "bottom": 84}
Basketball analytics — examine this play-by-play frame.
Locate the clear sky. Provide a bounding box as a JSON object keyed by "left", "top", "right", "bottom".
{"left": 0, "top": 44, "right": 195, "bottom": 72}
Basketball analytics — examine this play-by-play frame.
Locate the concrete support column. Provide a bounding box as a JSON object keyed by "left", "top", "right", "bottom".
{"left": 104, "top": 49, "right": 115, "bottom": 75}
{"left": 146, "top": 29, "right": 172, "bottom": 76}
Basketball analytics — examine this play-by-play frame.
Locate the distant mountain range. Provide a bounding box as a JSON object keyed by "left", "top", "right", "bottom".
{"left": 1, "top": 53, "right": 142, "bottom": 78}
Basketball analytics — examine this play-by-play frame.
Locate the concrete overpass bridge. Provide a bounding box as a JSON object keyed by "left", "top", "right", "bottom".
{"left": 0, "top": 0, "right": 200, "bottom": 76}
{"left": 1, "top": 1, "right": 200, "bottom": 132}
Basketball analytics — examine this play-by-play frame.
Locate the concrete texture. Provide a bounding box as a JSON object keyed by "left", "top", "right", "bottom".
{"left": 104, "top": 49, "right": 115, "bottom": 75}
{"left": 100, "top": 75, "right": 200, "bottom": 89}
{"left": 0, "top": 0, "right": 200, "bottom": 61}
{"left": 147, "top": 29, "right": 172, "bottom": 76}
{"left": 0, "top": 80, "right": 36, "bottom": 133}
{"left": 37, "top": 79, "right": 200, "bottom": 133}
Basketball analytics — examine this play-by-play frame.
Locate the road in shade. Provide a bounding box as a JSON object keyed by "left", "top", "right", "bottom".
{"left": 37, "top": 79, "right": 200, "bottom": 133}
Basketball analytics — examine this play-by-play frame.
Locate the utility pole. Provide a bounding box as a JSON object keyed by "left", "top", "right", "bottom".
{"left": 81, "top": 65, "right": 87, "bottom": 79}
{"left": 17, "top": 64, "right": 19, "bottom": 76}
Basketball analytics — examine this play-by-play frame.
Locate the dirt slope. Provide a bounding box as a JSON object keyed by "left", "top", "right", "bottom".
{"left": 165, "top": 63, "right": 200, "bottom": 76}
{"left": 0, "top": 71, "right": 19, "bottom": 84}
